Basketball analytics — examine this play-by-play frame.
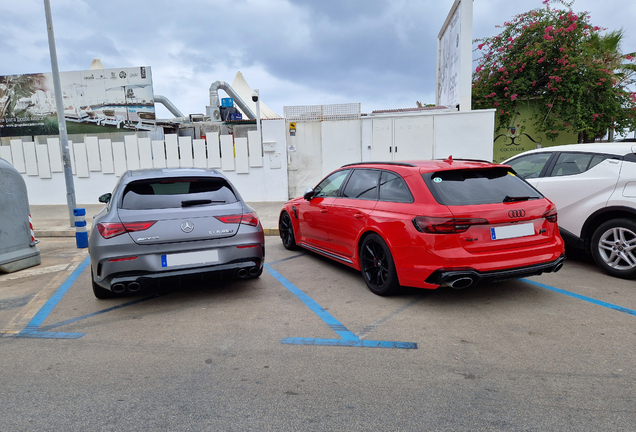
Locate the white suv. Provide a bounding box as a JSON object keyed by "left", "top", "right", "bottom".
{"left": 504, "top": 142, "right": 636, "bottom": 279}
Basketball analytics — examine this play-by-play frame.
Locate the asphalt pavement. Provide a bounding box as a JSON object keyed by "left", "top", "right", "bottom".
{"left": 29, "top": 202, "right": 285, "bottom": 238}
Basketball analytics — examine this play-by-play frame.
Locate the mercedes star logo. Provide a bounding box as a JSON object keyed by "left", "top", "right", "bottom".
{"left": 508, "top": 209, "right": 526, "bottom": 218}
{"left": 180, "top": 220, "right": 194, "bottom": 233}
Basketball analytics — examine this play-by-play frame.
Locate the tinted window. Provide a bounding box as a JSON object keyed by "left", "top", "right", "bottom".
{"left": 379, "top": 171, "right": 412, "bottom": 203}
{"left": 549, "top": 152, "right": 611, "bottom": 177}
{"left": 424, "top": 168, "right": 542, "bottom": 206}
{"left": 121, "top": 177, "right": 237, "bottom": 210}
{"left": 342, "top": 169, "right": 379, "bottom": 199}
{"left": 314, "top": 170, "right": 350, "bottom": 198}
{"left": 589, "top": 154, "right": 609, "bottom": 170}
{"left": 550, "top": 153, "right": 591, "bottom": 177}
{"left": 506, "top": 153, "right": 552, "bottom": 179}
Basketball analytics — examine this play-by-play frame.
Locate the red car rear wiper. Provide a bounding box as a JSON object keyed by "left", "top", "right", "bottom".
{"left": 503, "top": 195, "right": 533, "bottom": 202}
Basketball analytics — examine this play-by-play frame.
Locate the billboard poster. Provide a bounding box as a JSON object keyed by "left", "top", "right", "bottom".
{"left": 437, "top": 6, "right": 461, "bottom": 109}
{"left": 0, "top": 66, "right": 155, "bottom": 137}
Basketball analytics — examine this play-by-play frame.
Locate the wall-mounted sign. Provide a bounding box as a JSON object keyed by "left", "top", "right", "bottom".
{"left": 0, "top": 66, "right": 155, "bottom": 137}
{"left": 436, "top": 0, "right": 473, "bottom": 111}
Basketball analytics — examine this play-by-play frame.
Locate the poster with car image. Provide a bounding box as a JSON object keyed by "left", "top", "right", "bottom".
{"left": 0, "top": 66, "right": 155, "bottom": 137}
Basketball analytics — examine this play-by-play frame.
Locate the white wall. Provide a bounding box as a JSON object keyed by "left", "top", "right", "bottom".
{"left": 2, "top": 120, "right": 289, "bottom": 205}
{"left": 286, "top": 121, "right": 322, "bottom": 199}
{"left": 285, "top": 108, "right": 496, "bottom": 199}
{"left": 321, "top": 120, "right": 361, "bottom": 176}
{"left": 221, "top": 119, "right": 288, "bottom": 202}
{"left": 360, "top": 109, "right": 495, "bottom": 162}
{"left": 433, "top": 109, "right": 495, "bottom": 161}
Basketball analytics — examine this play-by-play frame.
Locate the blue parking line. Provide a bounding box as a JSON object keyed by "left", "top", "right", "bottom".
{"left": 39, "top": 295, "right": 161, "bottom": 332}
{"left": 264, "top": 263, "right": 418, "bottom": 349}
{"left": 9, "top": 256, "right": 159, "bottom": 339}
{"left": 521, "top": 278, "right": 636, "bottom": 316}
{"left": 15, "top": 256, "right": 92, "bottom": 339}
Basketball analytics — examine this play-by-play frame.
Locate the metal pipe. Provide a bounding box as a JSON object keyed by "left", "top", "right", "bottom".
{"left": 154, "top": 94, "right": 185, "bottom": 118}
{"left": 208, "top": 81, "right": 256, "bottom": 120}
{"left": 43, "top": 0, "right": 76, "bottom": 227}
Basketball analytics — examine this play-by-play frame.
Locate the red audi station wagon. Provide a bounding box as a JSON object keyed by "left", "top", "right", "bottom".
{"left": 278, "top": 159, "right": 565, "bottom": 295}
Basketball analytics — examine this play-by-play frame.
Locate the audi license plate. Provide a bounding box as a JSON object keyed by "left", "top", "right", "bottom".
{"left": 161, "top": 250, "right": 218, "bottom": 267}
{"left": 490, "top": 223, "right": 535, "bottom": 240}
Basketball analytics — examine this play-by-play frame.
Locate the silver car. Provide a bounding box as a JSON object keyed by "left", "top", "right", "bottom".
{"left": 88, "top": 168, "right": 265, "bottom": 299}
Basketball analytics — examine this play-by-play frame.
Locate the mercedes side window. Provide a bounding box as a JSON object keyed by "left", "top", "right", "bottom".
{"left": 314, "top": 170, "right": 350, "bottom": 198}
{"left": 379, "top": 171, "right": 413, "bottom": 203}
{"left": 342, "top": 169, "right": 380, "bottom": 200}
{"left": 506, "top": 153, "right": 552, "bottom": 179}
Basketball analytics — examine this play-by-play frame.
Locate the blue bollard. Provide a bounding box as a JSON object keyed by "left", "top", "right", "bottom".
{"left": 73, "top": 208, "right": 89, "bottom": 249}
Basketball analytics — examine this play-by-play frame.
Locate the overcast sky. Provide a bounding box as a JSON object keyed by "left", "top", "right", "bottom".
{"left": 1, "top": 0, "right": 635, "bottom": 118}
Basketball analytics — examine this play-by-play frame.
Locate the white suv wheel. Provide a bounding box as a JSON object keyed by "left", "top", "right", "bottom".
{"left": 591, "top": 219, "right": 636, "bottom": 279}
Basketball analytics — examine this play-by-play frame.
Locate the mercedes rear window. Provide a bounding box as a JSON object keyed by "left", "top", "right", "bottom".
{"left": 121, "top": 177, "right": 238, "bottom": 210}
{"left": 423, "top": 168, "right": 543, "bottom": 206}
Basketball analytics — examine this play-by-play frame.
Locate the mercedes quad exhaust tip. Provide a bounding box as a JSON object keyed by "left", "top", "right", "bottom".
{"left": 238, "top": 267, "right": 260, "bottom": 278}
{"left": 111, "top": 283, "right": 126, "bottom": 294}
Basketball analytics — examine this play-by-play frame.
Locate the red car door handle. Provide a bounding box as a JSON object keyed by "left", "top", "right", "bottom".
{"left": 320, "top": 208, "right": 328, "bottom": 213}
{"left": 354, "top": 213, "right": 364, "bottom": 219}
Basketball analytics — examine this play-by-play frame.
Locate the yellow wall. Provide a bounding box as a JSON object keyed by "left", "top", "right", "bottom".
{"left": 493, "top": 102, "right": 577, "bottom": 163}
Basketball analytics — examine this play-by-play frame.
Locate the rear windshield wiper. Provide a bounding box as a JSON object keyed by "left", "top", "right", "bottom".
{"left": 503, "top": 195, "right": 534, "bottom": 203}
{"left": 181, "top": 199, "right": 225, "bottom": 207}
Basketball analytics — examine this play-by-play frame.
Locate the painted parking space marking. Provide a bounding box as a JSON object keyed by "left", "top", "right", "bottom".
{"left": 522, "top": 278, "right": 636, "bottom": 316}
{"left": 1, "top": 256, "right": 159, "bottom": 339}
{"left": 264, "top": 261, "right": 418, "bottom": 349}
{"left": 39, "top": 295, "right": 161, "bottom": 332}
{"left": 11, "top": 256, "right": 92, "bottom": 339}
{"left": 356, "top": 299, "right": 421, "bottom": 339}
{"left": 0, "top": 263, "right": 72, "bottom": 283}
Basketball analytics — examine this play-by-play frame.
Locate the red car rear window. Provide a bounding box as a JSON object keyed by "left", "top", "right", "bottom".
{"left": 423, "top": 167, "right": 542, "bottom": 205}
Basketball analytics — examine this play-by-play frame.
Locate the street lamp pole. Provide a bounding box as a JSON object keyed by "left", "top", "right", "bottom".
{"left": 43, "top": 0, "right": 76, "bottom": 227}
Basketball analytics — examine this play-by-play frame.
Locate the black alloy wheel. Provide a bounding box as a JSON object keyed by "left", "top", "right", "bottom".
{"left": 359, "top": 233, "right": 400, "bottom": 296}
{"left": 279, "top": 211, "right": 298, "bottom": 250}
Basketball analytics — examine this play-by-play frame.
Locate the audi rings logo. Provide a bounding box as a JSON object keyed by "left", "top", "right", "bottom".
{"left": 508, "top": 209, "right": 526, "bottom": 218}
{"left": 180, "top": 220, "right": 194, "bottom": 233}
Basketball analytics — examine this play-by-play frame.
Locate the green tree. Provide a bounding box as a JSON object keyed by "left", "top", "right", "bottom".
{"left": 472, "top": 0, "right": 636, "bottom": 142}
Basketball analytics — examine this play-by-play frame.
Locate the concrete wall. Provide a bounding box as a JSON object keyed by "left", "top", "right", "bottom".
{"left": 0, "top": 119, "right": 289, "bottom": 205}
{"left": 286, "top": 108, "right": 496, "bottom": 199}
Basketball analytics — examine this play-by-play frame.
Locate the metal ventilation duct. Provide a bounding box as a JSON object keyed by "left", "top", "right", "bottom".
{"left": 207, "top": 81, "right": 256, "bottom": 121}
{"left": 154, "top": 94, "right": 185, "bottom": 118}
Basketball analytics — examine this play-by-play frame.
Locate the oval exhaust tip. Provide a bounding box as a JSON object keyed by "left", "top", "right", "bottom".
{"left": 237, "top": 269, "right": 249, "bottom": 278}
{"left": 111, "top": 283, "right": 126, "bottom": 294}
{"left": 449, "top": 277, "right": 474, "bottom": 289}
{"left": 128, "top": 282, "right": 141, "bottom": 292}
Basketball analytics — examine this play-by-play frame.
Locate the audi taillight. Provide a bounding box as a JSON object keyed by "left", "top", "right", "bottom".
{"left": 96, "top": 221, "right": 157, "bottom": 239}
{"left": 412, "top": 216, "right": 489, "bottom": 234}
{"left": 543, "top": 208, "right": 558, "bottom": 223}
{"left": 215, "top": 212, "right": 260, "bottom": 227}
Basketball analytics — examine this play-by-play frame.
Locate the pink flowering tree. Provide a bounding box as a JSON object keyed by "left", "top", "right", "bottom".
{"left": 472, "top": 0, "right": 636, "bottom": 142}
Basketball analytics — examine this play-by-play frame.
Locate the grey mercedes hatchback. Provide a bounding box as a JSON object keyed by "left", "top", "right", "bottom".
{"left": 88, "top": 168, "right": 265, "bottom": 299}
